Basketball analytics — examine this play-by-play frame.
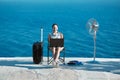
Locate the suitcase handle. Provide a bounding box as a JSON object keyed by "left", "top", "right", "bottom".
{"left": 40, "top": 27, "right": 43, "bottom": 42}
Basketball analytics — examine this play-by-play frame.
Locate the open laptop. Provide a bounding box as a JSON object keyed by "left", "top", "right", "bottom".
{"left": 49, "top": 38, "right": 64, "bottom": 47}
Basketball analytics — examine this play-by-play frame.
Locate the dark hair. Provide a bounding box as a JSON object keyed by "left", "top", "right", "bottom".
{"left": 52, "top": 23, "right": 58, "bottom": 28}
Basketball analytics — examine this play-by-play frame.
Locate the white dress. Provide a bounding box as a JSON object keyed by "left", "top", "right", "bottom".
{"left": 49, "top": 32, "right": 61, "bottom": 39}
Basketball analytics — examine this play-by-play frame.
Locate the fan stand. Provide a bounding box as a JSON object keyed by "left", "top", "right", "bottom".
{"left": 93, "top": 31, "right": 97, "bottom": 62}
{"left": 86, "top": 31, "right": 99, "bottom": 64}
{"left": 91, "top": 31, "right": 99, "bottom": 63}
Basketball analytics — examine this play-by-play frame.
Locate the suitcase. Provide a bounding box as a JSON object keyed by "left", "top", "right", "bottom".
{"left": 33, "top": 42, "right": 43, "bottom": 64}
{"left": 32, "top": 28, "right": 43, "bottom": 64}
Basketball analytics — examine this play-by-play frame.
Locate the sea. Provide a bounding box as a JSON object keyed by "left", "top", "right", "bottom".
{"left": 0, "top": 0, "right": 120, "bottom": 58}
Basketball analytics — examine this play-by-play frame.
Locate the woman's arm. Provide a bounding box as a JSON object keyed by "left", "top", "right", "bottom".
{"left": 60, "top": 33, "right": 64, "bottom": 39}
{"left": 48, "top": 34, "right": 51, "bottom": 43}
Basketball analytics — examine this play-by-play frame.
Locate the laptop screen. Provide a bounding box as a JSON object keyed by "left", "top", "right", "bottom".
{"left": 49, "top": 39, "right": 64, "bottom": 47}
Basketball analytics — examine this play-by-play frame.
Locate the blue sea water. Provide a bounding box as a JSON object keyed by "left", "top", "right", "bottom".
{"left": 0, "top": 0, "right": 120, "bottom": 58}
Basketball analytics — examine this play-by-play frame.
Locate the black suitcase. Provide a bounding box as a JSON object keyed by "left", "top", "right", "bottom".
{"left": 33, "top": 42, "right": 43, "bottom": 64}
{"left": 32, "top": 28, "right": 43, "bottom": 64}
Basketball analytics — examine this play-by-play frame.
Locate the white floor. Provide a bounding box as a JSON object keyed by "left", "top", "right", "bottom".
{"left": 0, "top": 57, "right": 120, "bottom": 80}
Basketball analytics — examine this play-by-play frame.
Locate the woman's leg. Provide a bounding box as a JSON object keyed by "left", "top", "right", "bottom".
{"left": 54, "top": 47, "right": 64, "bottom": 62}
{"left": 50, "top": 47, "right": 56, "bottom": 60}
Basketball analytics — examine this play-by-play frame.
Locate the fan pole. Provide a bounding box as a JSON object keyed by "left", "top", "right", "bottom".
{"left": 93, "top": 31, "right": 96, "bottom": 62}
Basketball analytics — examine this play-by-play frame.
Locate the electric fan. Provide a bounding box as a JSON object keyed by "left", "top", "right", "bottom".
{"left": 86, "top": 18, "right": 99, "bottom": 62}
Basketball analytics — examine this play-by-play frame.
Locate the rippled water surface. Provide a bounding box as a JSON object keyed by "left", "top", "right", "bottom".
{"left": 0, "top": 0, "right": 120, "bottom": 58}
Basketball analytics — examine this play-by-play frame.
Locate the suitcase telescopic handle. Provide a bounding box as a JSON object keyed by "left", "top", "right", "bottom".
{"left": 40, "top": 27, "right": 43, "bottom": 42}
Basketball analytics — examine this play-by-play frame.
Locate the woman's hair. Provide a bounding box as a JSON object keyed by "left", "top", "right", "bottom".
{"left": 52, "top": 23, "right": 58, "bottom": 28}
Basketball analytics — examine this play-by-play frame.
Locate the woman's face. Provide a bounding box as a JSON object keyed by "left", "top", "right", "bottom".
{"left": 52, "top": 25, "right": 58, "bottom": 32}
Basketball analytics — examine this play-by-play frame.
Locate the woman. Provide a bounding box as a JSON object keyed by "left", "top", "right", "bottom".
{"left": 48, "top": 23, "right": 64, "bottom": 67}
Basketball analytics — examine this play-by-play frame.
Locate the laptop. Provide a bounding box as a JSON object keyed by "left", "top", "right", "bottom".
{"left": 49, "top": 39, "right": 64, "bottom": 47}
